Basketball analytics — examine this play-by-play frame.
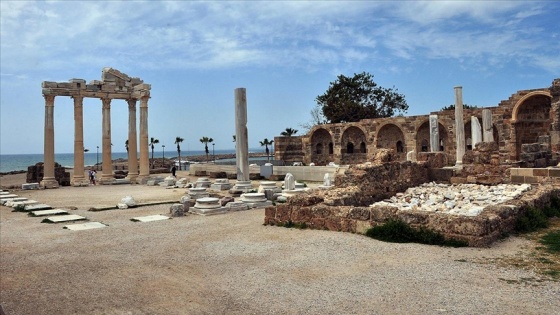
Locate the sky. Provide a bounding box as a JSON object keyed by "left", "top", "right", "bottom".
{"left": 1, "top": 1, "right": 559, "bottom": 155}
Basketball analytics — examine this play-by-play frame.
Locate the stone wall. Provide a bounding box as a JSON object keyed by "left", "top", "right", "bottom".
{"left": 26, "top": 162, "right": 70, "bottom": 186}
{"left": 264, "top": 186, "right": 559, "bottom": 247}
{"left": 274, "top": 81, "right": 558, "bottom": 167}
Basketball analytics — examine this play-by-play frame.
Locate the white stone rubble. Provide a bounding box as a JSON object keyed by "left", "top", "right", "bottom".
{"left": 371, "top": 182, "right": 532, "bottom": 217}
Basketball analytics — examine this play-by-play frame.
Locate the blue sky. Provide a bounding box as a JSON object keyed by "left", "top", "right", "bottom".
{"left": 1, "top": 1, "right": 559, "bottom": 155}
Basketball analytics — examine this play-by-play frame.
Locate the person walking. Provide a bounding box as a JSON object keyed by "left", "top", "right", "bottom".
{"left": 171, "top": 165, "right": 177, "bottom": 178}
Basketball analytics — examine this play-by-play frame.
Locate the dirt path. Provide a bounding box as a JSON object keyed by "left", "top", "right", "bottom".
{"left": 1, "top": 175, "right": 559, "bottom": 315}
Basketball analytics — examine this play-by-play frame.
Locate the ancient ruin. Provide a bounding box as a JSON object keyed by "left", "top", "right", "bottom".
{"left": 275, "top": 79, "right": 560, "bottom": 167}
{"left": 267, "top": 78, "right": 560, "bottom": 246}
{"left": 41, "top": 68, "right": 151, "bottom": 187}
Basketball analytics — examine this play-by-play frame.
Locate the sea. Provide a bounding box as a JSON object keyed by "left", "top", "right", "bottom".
{"left": 0, "top": 148, "right": 271, "bottom": 173}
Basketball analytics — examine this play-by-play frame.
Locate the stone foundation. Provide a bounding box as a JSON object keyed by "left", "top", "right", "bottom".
{"left": 263, "top": 162, "right": 560, "bottom": 247}
{"left": 265, "top": 185, "right": 559, "bottom": 247}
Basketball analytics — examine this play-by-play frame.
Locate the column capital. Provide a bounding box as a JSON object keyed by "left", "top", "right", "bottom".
{"left": 140, "top": 96, "right": 149, "bottom": 108}
{"left": 44, "top": 94, "right": 55, "bottom": 106}
{"left": 101, "top": 98, "right": 111, "bottom": 109}
{"left": 127, "top": 98, "right": 137, "bottom": 108}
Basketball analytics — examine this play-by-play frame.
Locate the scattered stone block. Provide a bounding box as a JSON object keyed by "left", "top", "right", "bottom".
{"left": 64, "top": 222, "right": 107, "bottom": 230}
{"left": 42, "top": 214, "right": 87, "bottom": 223}
{"left": 21, "top": 183, "right": 40, "bottom": 190}
{"left": 30, "top": 209, "right": 69, "bottom": 217}
{"left": 24, "top": 204, "right": 53, "bottom": 212}
{"left": 130, "top": 214, "right": 170, "bottom": 222}
{"left": 169, "top": 203, "right": 185, "bottom": 217}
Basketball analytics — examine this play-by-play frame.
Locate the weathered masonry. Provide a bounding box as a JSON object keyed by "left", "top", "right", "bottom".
{"left": 275, "top": 78, "right": 560, "bottom": 167}
{"left": 41, "top": 68, "right": 151, "bottom": 188}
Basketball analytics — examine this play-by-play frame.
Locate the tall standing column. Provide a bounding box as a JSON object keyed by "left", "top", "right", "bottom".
{"left": 454, "top": 86, "right": 465, "bottom": 167}
{"left": 100, "top": 98, "right": 113, "bottom": 183}
{"left": 41, "top": 94, "right": 59, "bottom": 188}
{"left": 127, "top": 99, "right": 138, "bottom": 181}
{"left": 429, "top": 114, "right": 440, "bottom": 152}
{"left": 138, "top": 96, "right": 150, "bottom": 182}
{"left": 233, "top": 88, "right": 252, "bottom": 192}
{"left": 235, "top": 88, "right": 249, "bottom": 181}
{"left": 71, "top": 95, "right": 86, "bottom": 186}
{"left": 482, "top": 109, "right": 494, "bottom": 143}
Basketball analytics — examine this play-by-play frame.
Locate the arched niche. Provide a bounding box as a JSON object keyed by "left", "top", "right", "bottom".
{"left": 416, "top": 120, "right": 448, "bottom": 154}
{"left": 511, "top": 92, "right": 552, "bottom": 159}
{"left": 310, "top": 128, "right": 333, "bottom": 165}
{"left": 376, "top": 123, "right": 405, "bottom": 160}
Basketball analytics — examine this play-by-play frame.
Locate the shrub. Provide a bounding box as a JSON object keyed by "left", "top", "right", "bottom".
{"left": 365, "top": 219, "right": 467, "bottom": 247}
{"left": 515, "top": 207, "right": 549, "bottom": 233}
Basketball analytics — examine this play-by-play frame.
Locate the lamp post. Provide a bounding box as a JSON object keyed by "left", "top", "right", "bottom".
{"left": 96, "top": 146, "right": 99, "bottom": 171}
{"left": 212, "top": 143, "right": 215, "bottom": 164}
{"left": 162, "top": 144, "right": 165, "bottom": 167}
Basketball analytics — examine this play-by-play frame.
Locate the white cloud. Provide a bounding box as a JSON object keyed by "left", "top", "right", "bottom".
{"left": 0, "top": 0, "right": 557, "bottom": 75}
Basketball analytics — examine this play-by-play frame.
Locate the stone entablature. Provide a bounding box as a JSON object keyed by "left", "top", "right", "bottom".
{"left": 275, "top": 79, "right": 559, "bottom": 166}
{"left": 40, "top": 68, "right": 151, "bottom": 188}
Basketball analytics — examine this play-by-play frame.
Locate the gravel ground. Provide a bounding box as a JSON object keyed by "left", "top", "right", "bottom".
{"left": 1, "top": 174, "right": 559, "bottom": 315}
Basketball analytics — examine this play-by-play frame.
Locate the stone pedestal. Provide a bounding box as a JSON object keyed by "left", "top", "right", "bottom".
{"left": 232, "top": 180, "right": 253, "bottom": 192}
{"left": 240, "top": 193, "right": 272, "bottom": 208}
{"left": 210, "top": 178, "right": 231, "bottom": 190}
{"left": 192, "top": 197, "right": 227, "bottom": 215}
{"left": 188, "top": 187, "right": 210, "bottom": 199}
{"left": 195, "top": 177, "right": 211, "bottom": 188}
{"left": 282, "top": 189, "right": 306, "bottom": 198}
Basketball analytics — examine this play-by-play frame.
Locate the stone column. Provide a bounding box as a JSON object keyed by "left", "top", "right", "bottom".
{"left": 550, "top": 79, "right": 560, "bottom": 154}
{"left": 454, "top": 86, "right": 465, "bottom": 167}
{"left": 138, "top": 96, "right": 150, "bottom": 182}
{"left": 41, "top": 94, "right": 59, "bottom": 188}
{"left": 71, "top": 95, "right": 86, "bottom": 186}
{"left": 471, "top": 116, "right": 482, "bottom": 148}
{"left": 233, "top": 88, "right": 252, "bottom": 192}
{"left": 127, "top": 99, "right": 138, "bottom": 181}
{"left": 100, "top": 98, "right": 113, "bottom": 184}
{"left": 482, "top": 109, "right": 494, "bottom": 143}
{"left": 429, "top": 114, "right": 440, "bottom": 152}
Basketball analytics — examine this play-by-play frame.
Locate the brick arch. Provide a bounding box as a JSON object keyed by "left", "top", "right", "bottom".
{"left": 341, "top": 125, "right": 367, "bottom": 164}
{"left": 310, "top": 127, "right": 333, "bottom": 165}
{"left": 511, "top": 91, "right": 552, "bottom": 159}
{"left": 376, "top": 123, "right": 406, "bottom": 160}
{"left": 512, "top": 91, "right": 552, "bottom": 122}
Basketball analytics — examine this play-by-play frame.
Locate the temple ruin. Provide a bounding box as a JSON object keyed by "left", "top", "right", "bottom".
{"left": 41, "top": 68, "right": 151, "bottom": 187}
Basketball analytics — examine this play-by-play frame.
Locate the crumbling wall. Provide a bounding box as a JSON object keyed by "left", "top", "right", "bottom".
{"left": 264, "top": 182, "right": 560, "bottom": 247}
{"left": 27, "top": 162, "right": 70, "bottom": 186}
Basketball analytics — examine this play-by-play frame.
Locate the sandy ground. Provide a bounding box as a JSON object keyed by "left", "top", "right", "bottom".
{"left": 1, "top": 172, "right": 559, "bottom": 315}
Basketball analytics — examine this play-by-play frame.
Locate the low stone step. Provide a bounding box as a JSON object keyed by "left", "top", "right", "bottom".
{"left": 42, "top": 215, "right": 87, "bottom": 223}
{"left": 130, "top": 215, "right": 170, "bottom": 222}
{"left": 64, "top": 222, "right": 107, "bottom": 231}
{"left": 30, "top": 209, "right": 69, "bottom": 217}
{"left": 24, "top": 204, "right": 53, "bottom": 212}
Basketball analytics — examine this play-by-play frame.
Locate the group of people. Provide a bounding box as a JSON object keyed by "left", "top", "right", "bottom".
{"left": 88, "top": 169, "right": 97, "bottom": 185}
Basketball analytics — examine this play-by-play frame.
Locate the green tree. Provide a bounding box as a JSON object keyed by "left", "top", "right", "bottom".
{"left": 259, "top": 138, "right": 274, "bottom": 161}
{"left": 280, "top": 127, "right": 298, "bottom": 137}
{"left": 199, "top": 136, "right": 213, "bottom": 163}
{"left": 315, "top": 72, "right": 408, "bottom": 123}
{"left": 440, "top": 104, "right": 478, "bottom": 111}
{"left": 149, "top": 137, "right": 159, "bottom": 168}
{"left": 175, "top": 137, "right": 184, "bottom": 170}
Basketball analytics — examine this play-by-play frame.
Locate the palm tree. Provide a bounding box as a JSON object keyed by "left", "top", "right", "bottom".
{"left": 175, "top": 136, "right": 184, "bottom": 170}
{"left": 281, "top": 127, "right": 298, "bottom": 137}
{"left": 199, "top": 136, "right": 213, "bottom": 163}
{"left": 125, "top": 140, "right": 129, "bottom": 153}
{"left": 149, "top": 137, "right": 159, "bottom": 168}
{"left": 259, "top": 138, "right": 274, "bottom": 161}
{"left": 84, "top": 148, "right": 89, "bottom": 153}
{"left": 232, "top": 135, "right": 236, "bottom": 149}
